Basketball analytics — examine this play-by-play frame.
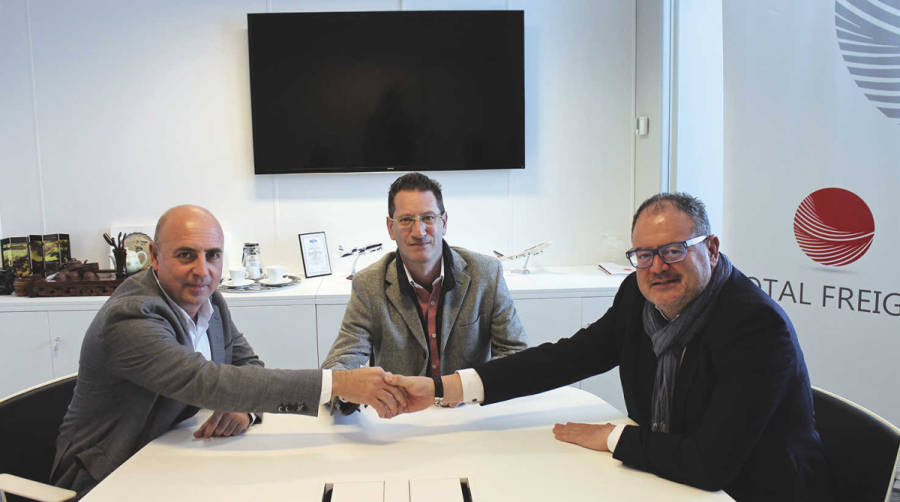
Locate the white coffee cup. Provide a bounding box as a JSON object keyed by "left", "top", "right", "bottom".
{"left": 229, "top": 268, "right": 245, "bottom": 283}
{"left": 266, "top": 265, "right": 286, "bottom": 282}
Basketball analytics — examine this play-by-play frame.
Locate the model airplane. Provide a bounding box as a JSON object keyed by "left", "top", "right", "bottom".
{"left": 338, "top": 243, "right": 383, "bottom": 279}
{"left": 493, "top": 241, "right": 551, "bottom": 274}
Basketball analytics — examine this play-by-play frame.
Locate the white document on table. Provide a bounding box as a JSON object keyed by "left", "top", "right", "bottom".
{"left": 330, "top": 480, "right": 384, "bottom": 502}
{"left": 409, "top": 477, "right": 464, "bottom": 502}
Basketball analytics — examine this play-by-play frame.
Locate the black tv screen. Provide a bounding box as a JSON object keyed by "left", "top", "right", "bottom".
{"left": 247, "top": 11, "right": 524, "bottom": 174}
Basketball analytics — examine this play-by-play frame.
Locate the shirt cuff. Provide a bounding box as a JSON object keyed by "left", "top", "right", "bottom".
{"left": 457, "top": 368, "right": 485, "bottom": 404}
{"left": 319, "top": 369, "right": 332, "bottom": 405}
{"left": 607, "top": 424, "right": 625, "bottom": 452}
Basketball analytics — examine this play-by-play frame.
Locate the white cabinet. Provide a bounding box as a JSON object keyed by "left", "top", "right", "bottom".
{"left": 47, "top": 310, "right": 97, "bottom": 377}
{"left": 315, "top": 303, "right": 349, "bottom": 366}
{"left": 581, "top": 296, "right": 614, "bottom": 328}
{"left": 578, "top": 296, "right": 627, "bottom": 413}
{"left": 514, "top": 297, "right": 583, "bottom": 347}
{"left": 0, "top": 311, "right": 53, "bottom": 398}
{"left": 0, "top": 267, "right": 624, "bottom": 399}
{"left": 513, "top": 297, "right": 586, "bottom": 391}
{"left": 229, "top": 305, "right": 318, "bottom": 370}
{"left": 512, "top": 295, "right": 627, "bottom": 413}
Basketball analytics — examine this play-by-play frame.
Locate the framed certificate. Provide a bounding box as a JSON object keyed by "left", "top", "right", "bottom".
{"left": 298, "top": 232, "right": 332, "bottom": 278}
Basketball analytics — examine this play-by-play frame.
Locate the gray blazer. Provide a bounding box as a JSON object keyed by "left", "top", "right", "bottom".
{"left": 322, "top": 246, "right": 528, "bottom": 376}
{"left": 51, "top": 270, "right": 321, "bottom": 494}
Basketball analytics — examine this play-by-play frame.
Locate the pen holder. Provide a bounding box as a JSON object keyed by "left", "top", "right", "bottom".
{"left": 113, "top": 249, "right": 127, "bottom": 278}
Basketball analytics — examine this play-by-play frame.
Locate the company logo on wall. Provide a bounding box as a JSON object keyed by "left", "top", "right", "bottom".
{"left": 748, "top": 188, "right": 892, "bottom": 316}
{"left": 835, "top": 0, "right": 900, "bottom": 122}
{"left": 793, "top": 188, "right": 874, "bottom": 266}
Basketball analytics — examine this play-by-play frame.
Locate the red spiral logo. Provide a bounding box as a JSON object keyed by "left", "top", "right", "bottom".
{"left": 793, "top": 188, "right": 874, "bottom": 267}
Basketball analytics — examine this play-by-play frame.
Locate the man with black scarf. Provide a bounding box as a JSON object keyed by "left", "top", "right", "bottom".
{"left": 390, "top": 193, "right": 832, "bottom": 502}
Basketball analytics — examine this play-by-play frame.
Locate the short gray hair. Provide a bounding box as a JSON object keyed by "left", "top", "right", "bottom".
{"left": 632, "top": 192, "right": 711, "bottom": 236}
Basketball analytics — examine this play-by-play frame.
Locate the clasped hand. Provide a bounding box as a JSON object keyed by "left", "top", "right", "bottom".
{"left": 332, "top": 367, "right": 411, "bottom": 418}
{"left": 333, "top": 370, "right": 443, "bottom": 418}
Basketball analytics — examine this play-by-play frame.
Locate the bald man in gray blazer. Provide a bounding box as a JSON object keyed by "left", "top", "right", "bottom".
{"left": 52, "top": 206, "right": 405, "bottom": 498}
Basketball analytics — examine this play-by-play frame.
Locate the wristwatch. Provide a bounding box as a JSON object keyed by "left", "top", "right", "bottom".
{"left": 432, "top": 375, "right": 445, "bottom": 407}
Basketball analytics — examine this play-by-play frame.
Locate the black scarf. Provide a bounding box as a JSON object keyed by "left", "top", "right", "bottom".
{"left": 642, "top": 252, "right": 732, "bottom": 433}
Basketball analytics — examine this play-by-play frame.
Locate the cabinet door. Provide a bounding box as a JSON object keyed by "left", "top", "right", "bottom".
{"left": 581, "top": 297, "right": 614, "bottom": 329}
{"left": 48, "top": 310, "right": 97, "bottom": 377}
{"left": 579, "top": 296, "right": 626, "bottom": 413}
{"left": 514, "top": 297, "right": 583, "bottom": 347}
{"left": 315, "top": 304, "right": 350, "bottom": 366}
{"left": 513, "top": 297, "right": 583, "bottom": 388}
{"left": 229, "top": 305, "right": 318, "bottom": 370}
{"left": 0, "top": 311, "right": 53, "bottom": 398}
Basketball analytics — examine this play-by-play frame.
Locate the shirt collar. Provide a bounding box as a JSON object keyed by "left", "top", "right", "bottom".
{"left": 402, "top": 258, "right": 445, "bottom": 290}
{"left": 152, "top": 269, "right": 214, "bottom": 329}
{"left": 395, "top": 241, "right": 456, "bottom": 295}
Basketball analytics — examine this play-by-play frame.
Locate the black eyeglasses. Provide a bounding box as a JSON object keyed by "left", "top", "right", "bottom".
{"left": 625, "top": 235, "right": 708, "bottom": 269}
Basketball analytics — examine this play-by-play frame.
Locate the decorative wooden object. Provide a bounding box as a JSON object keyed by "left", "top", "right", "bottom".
{"left": 13, "top": 261, "right": 127, "bottom": 297}
{"left": 26, "top": 276, "right": 125, "bottom": 297}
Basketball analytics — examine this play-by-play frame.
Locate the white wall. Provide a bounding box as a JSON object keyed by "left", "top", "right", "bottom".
{"left": 0, "top": 0, "right": 637, "bottom": 275}
{"left": 723, "top": 0, "right": 900, "bottom": 424}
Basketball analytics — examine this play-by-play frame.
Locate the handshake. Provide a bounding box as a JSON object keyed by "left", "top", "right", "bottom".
{"left": 331, "top": 367, "right": 459, "bottom": 418}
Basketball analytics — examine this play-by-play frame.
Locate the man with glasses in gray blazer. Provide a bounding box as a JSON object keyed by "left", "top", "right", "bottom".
{"left": 322, "top": 173, "right": 528, "bottom": 412}
{"left": 52, "top": 205, "right": 406, "bottom": 499}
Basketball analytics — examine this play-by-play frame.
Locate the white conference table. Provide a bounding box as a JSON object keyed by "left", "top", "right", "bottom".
{"left": 83, "top": 387, "right": 733, "bottom": 501}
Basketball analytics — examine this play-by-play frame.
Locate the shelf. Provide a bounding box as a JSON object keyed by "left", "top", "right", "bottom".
{"left": 0, "top": 266, "right": 627, "bottom": 312}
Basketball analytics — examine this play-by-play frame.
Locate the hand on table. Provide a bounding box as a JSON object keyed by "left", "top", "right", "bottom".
{"left": 193, "top": 411, "right": 251, "bottom": 439}
{"left": 332, "top": 367, "right": 408, "bottom": 418}
{"left": 552, "top": 422, "right": 616, "bottom": 452}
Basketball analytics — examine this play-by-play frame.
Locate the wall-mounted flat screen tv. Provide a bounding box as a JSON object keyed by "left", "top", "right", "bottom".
{"left": 247, "top": 10, "right": 524, "bottom": 174}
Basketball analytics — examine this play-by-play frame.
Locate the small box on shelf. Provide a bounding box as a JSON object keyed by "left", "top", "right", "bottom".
{"left": 28, "top": 234, "right": 44, "bottom": 277}
{"left": 0, "top": 237, "right": 10, "bottom": 269}
{"left": 43, "top": 234, "right": 62, "bottom": 275}
{"left": 8, "top": 237, "right": 30, "bottom": 278}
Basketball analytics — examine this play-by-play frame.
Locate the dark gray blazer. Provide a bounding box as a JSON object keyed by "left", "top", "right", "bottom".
{"left": 51, "top": 270, "right": 322, "bottom": 494}
{"left": 322, "top": 245, "right": 528, "bottom": 376}
{"left": 475, "top": 268, "right": 831, "bottom": 501}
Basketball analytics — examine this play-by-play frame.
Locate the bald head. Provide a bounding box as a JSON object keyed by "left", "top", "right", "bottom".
{"left": 154, "top": 205, "right": 223, "bottom": 247}
{"left": 150, "top": 205, "right": 224, "bottom": 318}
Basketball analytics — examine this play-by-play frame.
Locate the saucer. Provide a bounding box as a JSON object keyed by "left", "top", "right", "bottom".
{"left": 259, "top": 276, "right": 293, "bottom": 286}
{"left": 222, "top": 279, "right": 254, "bottom": 288}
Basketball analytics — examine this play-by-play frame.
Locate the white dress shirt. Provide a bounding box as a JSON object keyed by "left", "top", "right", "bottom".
{"left": 153, "top": 272, "right": 214, "bottom": 360}
{"left": 401, "top": 258, "right": 446, "bottom": 291}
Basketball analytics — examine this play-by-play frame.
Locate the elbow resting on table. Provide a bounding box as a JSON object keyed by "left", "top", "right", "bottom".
{"left": 678, "top": 460, "right": 740, "bottom": 492}
{"left": 631, "top": 444, "right": 739, "bottom": 492}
